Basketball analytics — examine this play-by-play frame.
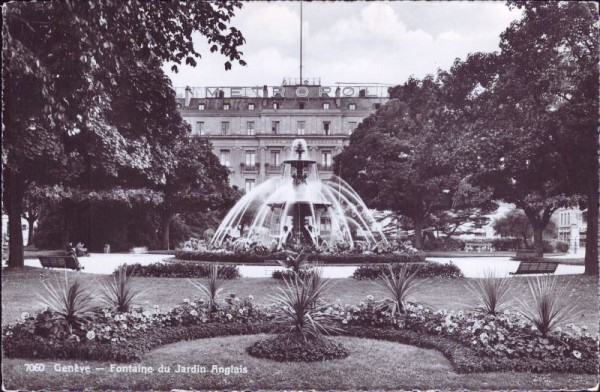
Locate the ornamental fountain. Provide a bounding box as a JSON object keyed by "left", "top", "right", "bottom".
{"left": 211, "top": 139, "right": 386, "bottom": 250}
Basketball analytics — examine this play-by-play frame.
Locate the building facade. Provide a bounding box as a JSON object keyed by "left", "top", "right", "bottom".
{"left": 554, "top": 207, "right": 587, "bottom": 252}
{"left": 175, "top": 79, "right": 388, "bottom": 191}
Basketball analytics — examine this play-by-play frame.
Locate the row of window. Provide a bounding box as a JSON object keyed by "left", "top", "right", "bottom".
{"left": 219, "top": 149, "right": 333, "bottom": 169}
{"left": 191, "top": 102, "right": 362, "bottom": 111}
{"left": 195, "top": 121, "right": 357, "bottom": 136}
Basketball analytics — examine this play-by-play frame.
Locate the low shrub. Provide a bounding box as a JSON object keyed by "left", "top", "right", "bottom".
{"left": 442, "top": 238, "right": 465, "bottom": 251}
{"left": 175, "top": 250, "right": 426, "bottom": 264}
{"left": 491, "top": 238, "right": 521, "bottom": 251}
{"left": 272, "top": 269, "right": 313, "bottom": 280}
{"left": 353, "top": 262, "right": 463, "bottom": 280}
{"left": 247, "top": 335, "right": 348, "bottom": 362}
{"left": 112, "top": 262, "right": 240, "bottom": 279}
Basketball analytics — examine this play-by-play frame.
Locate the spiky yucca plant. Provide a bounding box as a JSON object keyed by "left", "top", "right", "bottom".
{"left": 377, "top": 264, "right": 423, "bottom": 315}
{"left": 277, "top": 250, "right": 310, "bottom": 273}
{"left": 518, "top": 275, "right": 582, "bottom": 336}
{"left": 37, "top": 275, "right": 97, "bottom": 332}
{"left": 100, "top": 266, "right": 142, "bottom": 312}
{"left": 466, "top": 269, "right": 513, "bottom": 315}
{"left": 188, "top": 264, "right": 226, "bottom": 308}
{"left": 271, "top": 268, "right": 342, "bottom": 342}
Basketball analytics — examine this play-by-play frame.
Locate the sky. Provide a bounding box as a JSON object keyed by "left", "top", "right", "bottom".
{"left": 164, "top": 1, "right": 522, "bottom": 89}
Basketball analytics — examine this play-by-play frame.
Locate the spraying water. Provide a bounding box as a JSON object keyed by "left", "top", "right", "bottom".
{"left": 212, "top": 139, "right": 386, "bottom": 249}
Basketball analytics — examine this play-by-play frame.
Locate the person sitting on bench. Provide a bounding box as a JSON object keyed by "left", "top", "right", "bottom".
{"left": 65, "top": 243, "right": 84, "bottom": 270}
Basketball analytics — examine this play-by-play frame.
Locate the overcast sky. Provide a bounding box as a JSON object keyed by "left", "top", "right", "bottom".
{"left": 164, "top": 1, "right": 522, "bottom": 89}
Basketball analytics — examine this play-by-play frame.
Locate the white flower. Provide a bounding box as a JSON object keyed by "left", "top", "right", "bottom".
{"left": 248, "top": 295, "right": 254, "bottom": 300}
{"left": 190, "top": 302, "right": 197, "bottom": 307}
{"left": 190, "top": 310, "right": 198, "bottom": 316}
{"left": 573, "top": 350, "right": 582, "bottom": 359}
{"left": 86, "top": 330, "right": 96, "bottom": 340}
{"left": 183, "top": 298, "right": 190, "bottom": 304}
{"left": 143, "top": 311, "right": 152, "bottom": 318}
{"left": 20, "top": 312, "right": 30, "bottom": 320}
{"left": 226, "top": 314, "right": 233, "bottom": 320}
{"left": 366, "top": 295, "right": 374, "bottom": 301}
{"left": 342, "top": 319, "right": 348, "bottom": 324}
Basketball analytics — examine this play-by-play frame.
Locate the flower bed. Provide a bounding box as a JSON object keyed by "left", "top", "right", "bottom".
{"left": 338, "top": 301, "right": 598, "bottom": 374}
{"left": 174, "top": 250, "right": 426, "bottom": 264}
{"left": 352, "top": 262, "right": 463, "bottom": 280}
{"left": 3, "top": 294, "right": 596, "bottom": 373}
{"left": 113, "top": 262, "right": 241, "bottom": 279}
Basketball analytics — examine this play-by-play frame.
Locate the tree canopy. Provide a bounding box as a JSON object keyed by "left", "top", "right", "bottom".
{"left": 3, "top": 1, "right": 246, "bottom": 266}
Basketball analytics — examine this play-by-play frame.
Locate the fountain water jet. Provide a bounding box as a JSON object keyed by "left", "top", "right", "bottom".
{"left": 212, "top": 139, "right": 386, "bottom": 250}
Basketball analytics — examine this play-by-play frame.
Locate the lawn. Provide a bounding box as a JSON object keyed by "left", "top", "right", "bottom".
{"left": 2, "top": 335, "right": 597, "bottom": 390}
{"left": 2, "top": 266, "right": 598, "bottom": 390}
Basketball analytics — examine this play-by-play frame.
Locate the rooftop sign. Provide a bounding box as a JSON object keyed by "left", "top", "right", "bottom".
{"left": 175, "top": 85, "right": 388, "bottom": 99}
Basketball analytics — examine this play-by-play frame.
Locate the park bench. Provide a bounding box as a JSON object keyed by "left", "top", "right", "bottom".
{"left": 39, "top": 256, "right": 83, "bottom": 271}
{"left": 465, "top": 243, "right": 492, "bottom": 252}
{"left": 509, "top": 261, "right": 558, "bottom": 275}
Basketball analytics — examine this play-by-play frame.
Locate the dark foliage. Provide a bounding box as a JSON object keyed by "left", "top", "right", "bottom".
{"left": 112, "top": 262, "right": 240, "bottom": 279}
{"left": 353, "top": 262, "right": 463, "bottom": 280}
{"left": 175, "top": 250, "right": 426, "bottom": 264}
{"left": 247, "top": 335, "right": 348, "bottom": 362}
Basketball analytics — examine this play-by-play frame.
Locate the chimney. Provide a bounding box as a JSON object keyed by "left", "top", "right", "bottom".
{"left": 263, "top": 85, "right": 268, "bottom": 98}
{"left": 184, "top": 86, "right": 192, "bottom": 107}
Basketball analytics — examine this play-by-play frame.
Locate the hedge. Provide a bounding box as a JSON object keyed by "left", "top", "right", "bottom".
{"left": 113, "top": 262, "right": 241, "bottom": 279}
{"left": 352, "top": 262, "right": 463, "bottom": 280}
{"left": 174, "top": 250, "right": 426, "bottom": 264}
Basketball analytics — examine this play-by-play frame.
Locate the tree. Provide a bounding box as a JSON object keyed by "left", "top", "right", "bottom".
{"left": 156, "top": 137, "right": 238, "bottom": 250}
{"left": 493, "top": 209, "right": 556, "bottom": 248}
{"left": 335, "top": 77, "right": 465, "bottom": 249}
{"left": 3, "top": 1, "right": 246, "bottom": 267}
{"left": 450, "top": 2, "right": 597, "bottom": 271}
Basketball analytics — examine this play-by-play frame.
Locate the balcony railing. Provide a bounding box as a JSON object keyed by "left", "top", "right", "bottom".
{"left": 265, "top": 164, "right": 282, "bottom": 174}
{"left": 241, "top": 163, "right": 260, "bottom": 172}
{"left": 318, "top": 163, "right": 333, "bottom": 172}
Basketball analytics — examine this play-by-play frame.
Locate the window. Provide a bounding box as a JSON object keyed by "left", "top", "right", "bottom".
{"left": 348, "top": 103, "right": 357, "bottom": 110}
{"left": 297, "top": 121, "right": 305, "bottom": 135}
{"left": 245, "top": 179, "right": 255, "bottom": 194}
{"left": 198, "top": 103, "right": 205, "bottom": 110}
{"left": 271, "top": 121, "right": 280, "bottom": 134}
{"left": 245, "top": 150, "right": 256, "bottom": 166}
{"left": 195, "top": 121, "right": 205, "bottom": 136}
{"left": 320, "top": 218, "right": 331, "bottom": 232}
{"left": 322, "top": 150, "right": 332, "bottom": 170}
{"left": 323, "top": 102, "right": 330, "bottom": 110}
{"left": 273, "top": 102, "right": 280, "bottom": 110}
{"left": 219, "top": 150, "right": 231, "bottom": 167}
{"left": 223, "top": 103, "right": 230, "bottom": 110}
{"left": 248, "top": 103, "right": 255, "bottom": 110}
{"left": 323, "top": 121, "right": 331, "bottom": 135}
{"left": 298, "top": 102, "right": 305, "bottom": 109}
{"left": 221, "top": 121, "right": 229, "bottom": 135}
{"left": 349, "top": 121, "right": 357, "bottom": 134}
{"left": 271, "top": 150, "right": 281, "bottom": 166}
{"left": 246, "top": 121, "right": 255, "bottom": 135}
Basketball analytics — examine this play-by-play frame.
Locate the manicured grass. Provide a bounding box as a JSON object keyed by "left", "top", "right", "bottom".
{"left": 2, "top": 266, "right": 598, "bottom": 329}
{"left": 2, "top": 334, "right": 597, "bottom": 390}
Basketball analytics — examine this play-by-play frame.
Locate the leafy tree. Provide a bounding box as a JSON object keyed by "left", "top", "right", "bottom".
{"left": 156, "top": 137, "right": 238, "bottom": 250}
{"left": 493, "top": 209, "right": 556, "bottom": 248}
{"left": 335, "top": 77, "right": 465, "bottom": 249}
{"left": 450, "top": 2, "right": 597, "bottom": 271}
{"left": 3, "top": 1, "right": 246, "bottom": 267}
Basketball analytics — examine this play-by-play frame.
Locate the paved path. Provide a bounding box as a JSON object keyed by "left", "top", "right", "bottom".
{"left": 24, "top": 253, "right": 168, "bottom": 275}
{"left": 23, "top": 253, "right": 585, "bottom": 278}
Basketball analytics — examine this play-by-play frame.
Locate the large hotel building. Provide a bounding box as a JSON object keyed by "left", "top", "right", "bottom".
{"left": 175, "top": 78, "right": 389, "bottom": 192}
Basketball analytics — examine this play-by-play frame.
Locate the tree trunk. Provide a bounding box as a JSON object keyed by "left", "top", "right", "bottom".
{"left": 25, "top": 217, "right": 36, "bottom": 247}
{"left": 585, "top": 174, "right": 599, "bottom": 275}
{"left": 532, "top": 225, "right": 544, "bottom": 257}
{"left": 413, "top": 215, "right": 424, "bottom": 250}
{"left": 4, "top": 168, "right": 26, "bottom": 268}
{"left": 160, "top": 213, "right": 172, "bottom": 250}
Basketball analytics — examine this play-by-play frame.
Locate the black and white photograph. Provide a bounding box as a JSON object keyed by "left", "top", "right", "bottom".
{"left": 2, "top": 1, "right": 598, "bottom": 390}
